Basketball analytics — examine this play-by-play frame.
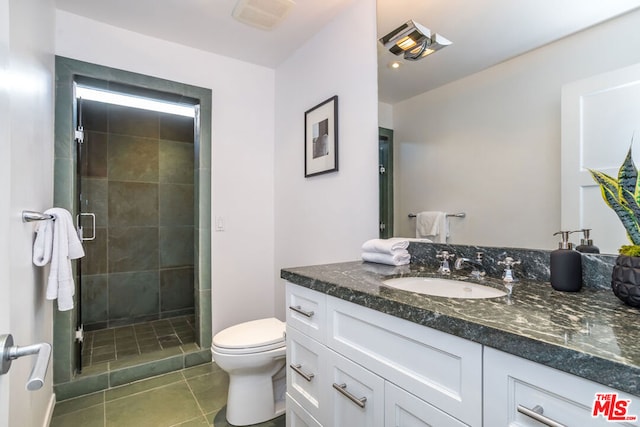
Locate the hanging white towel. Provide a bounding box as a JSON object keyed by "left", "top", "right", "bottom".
{"left": 33, "top": 208, "right": 85, "bottom": 311}
{"left": 362, "top": 251, "right": 411, "bottom": 266}
{"left": 361, "top": 238, "right": 410, "bottom": 255}
{"left": 416, "top": 211, "right": 448, "bottom": 243}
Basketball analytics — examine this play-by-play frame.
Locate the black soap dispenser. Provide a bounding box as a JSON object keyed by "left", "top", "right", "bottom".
{"left": 550, "top": 231, "right": 582, "bottom": 292}
{"left": 575, "top": 228, "right": 600, "bottom": 254}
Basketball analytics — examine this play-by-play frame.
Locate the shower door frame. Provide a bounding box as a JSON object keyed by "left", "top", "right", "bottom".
{"left": 53, "top": 56, "right": 212, "bottom": 391}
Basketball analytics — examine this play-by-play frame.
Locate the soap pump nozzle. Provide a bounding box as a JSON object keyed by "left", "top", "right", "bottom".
{"left": 574, "top": 228, "right": 600, "bottom": 254}
{"left": 553, "top": 230, "right": 576, "bottom": 250}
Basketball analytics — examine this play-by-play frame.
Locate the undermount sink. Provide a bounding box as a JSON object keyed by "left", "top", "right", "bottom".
{"left": 382, "top": 277, "right": 507, "bottom": 299}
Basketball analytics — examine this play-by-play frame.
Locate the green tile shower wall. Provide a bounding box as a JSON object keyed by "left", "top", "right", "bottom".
{"left": 54, "top": 56, "right": 212, "bottom": 388}
{"left": 80, "top": 101, "right": 195, "bottom": 329}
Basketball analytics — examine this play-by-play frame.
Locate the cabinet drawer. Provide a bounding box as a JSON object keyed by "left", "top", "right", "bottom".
{"left": 287, "top": 394, "right": 322, "bottom": 427}
{"left": 287, "top": 326, "right": 326, "bottom": 420}
{"left": 327, "top": 296, "right": 482, "bottom": 426}
{"left": 286, "top": 283, "right": 326, "bottom": 343}
{"left": 385, "top": 382, "right": 469, "bottom": 427}
{"left": 484, "top": 347, "right": 640, "bottom": 427}
{"left": 327, "top": 348, "right": 385, "bottom": 427}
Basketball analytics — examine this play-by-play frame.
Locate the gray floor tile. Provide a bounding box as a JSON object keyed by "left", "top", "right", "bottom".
{"left": 106, "top": 382, "right": 201, "bottom": 427}
{"left": 50, "top": 404, "right": 105, "bottom": 427}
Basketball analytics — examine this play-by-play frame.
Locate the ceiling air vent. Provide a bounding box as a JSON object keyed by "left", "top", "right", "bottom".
{"left": 232, "top": 0, "right": 296, "bottom": 31}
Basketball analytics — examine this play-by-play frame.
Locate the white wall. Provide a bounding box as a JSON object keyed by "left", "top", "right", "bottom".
{"left": 55, "top": 11, "right": 276, "bottom": 333}
{"left": 378, "top": 101, "right": 393, "bottom": 129}
{"left": 392, "top": 9, "right": 640, "bottom": 250}
{"left": 0, "top": 1, "right": 55, "bottom": 426}
{"left": 274, "top": 0, "right": 379, "bottom": 318}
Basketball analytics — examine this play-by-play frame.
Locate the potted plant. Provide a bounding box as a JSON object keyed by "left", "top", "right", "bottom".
{"left": 590, "top": 144, "right": 640, "bottom": 307}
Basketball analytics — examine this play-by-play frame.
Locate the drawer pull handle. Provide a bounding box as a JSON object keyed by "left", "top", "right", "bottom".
{"left": 289, "top": 305, "right": 314, "bottom": 318}
{"left": 517, "top": 404, "right": 567, "bottom": 427}
{"left": 333, "top": 383, "right": 367, "bottom": 408}
{"left": 290, "top": 364, "right": 314, "bottom": 382}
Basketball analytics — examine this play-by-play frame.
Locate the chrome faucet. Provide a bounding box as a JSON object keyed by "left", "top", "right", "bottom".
{"left": 436, "top": 251, "right": 455, "bottom": 275}
{"left": 497, "top": 256, "right": 521, "bottom": 283}
{"left": 454, "top": 252, "right": 486, "bottom": 280}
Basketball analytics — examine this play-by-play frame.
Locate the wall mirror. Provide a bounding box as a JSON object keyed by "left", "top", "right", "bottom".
{"left": 376, "top": 0, "right": 640, "bottom": 254}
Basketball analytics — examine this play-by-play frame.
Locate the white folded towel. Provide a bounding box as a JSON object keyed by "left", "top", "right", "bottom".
{"left": 33, "top": 208, "right": 85, "bottom": 311}
{"left": 416, "top": 211, "right": 448, "bottom": 243}
{"left": 362, "top": 251, "right": 410, "bottom": 266}
{"left": 361, "top": 238, "right": 410, "bottom": 254}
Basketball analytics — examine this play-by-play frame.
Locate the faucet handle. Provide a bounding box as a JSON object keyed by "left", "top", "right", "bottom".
{"left": 436, "top": 251, "right": 455, "bottom": 274}
{"left": 498, "top": 256, "right": 521, "bottom": 283}
{"left": 436, "top": 251, "right": 455, "bottom": 261}
{"left": 498, "top": 256, "right": 520, "bottom": 267}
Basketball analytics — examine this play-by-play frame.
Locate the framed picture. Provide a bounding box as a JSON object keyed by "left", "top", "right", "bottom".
{"left": 305, "top": 95, "right": 338, "bottom": 177}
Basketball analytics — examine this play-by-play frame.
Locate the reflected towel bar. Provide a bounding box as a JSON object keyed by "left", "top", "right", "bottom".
{"left": 22, "top": 210, "right": 54, "bottom": 223}
{"left": 408, "top": 212, "right": 466, "bottom": 218}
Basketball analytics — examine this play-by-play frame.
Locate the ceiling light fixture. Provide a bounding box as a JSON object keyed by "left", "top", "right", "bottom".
{"left": 379, "top": 20, "right": 451, "bottom": 62}
{"left": 75, "top": 86, "right": 196, "bottom": 118}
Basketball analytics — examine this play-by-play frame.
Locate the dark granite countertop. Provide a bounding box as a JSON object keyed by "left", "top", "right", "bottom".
{"left": 281, "top": 260, "right": 640, "bottom": 396}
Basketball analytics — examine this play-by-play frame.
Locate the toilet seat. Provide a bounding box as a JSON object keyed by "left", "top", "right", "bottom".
{"left": 212, "top": 318, "right": 285, "bottom": 355}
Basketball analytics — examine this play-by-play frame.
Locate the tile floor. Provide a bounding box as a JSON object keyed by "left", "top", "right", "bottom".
{"left": 50, "top": 362, "right": 286, "bottom": 427}
{"left": 83, "top": 316, "right": 196, "bottom": 367}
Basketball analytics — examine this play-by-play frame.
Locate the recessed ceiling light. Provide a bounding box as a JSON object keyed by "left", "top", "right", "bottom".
{"left": 388, "top": 61, "right": 402, "bottom": 70}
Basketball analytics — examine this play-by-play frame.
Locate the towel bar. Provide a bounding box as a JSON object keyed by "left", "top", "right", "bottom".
{"left": 408, "top": 212, "right": 465, "bottom": 218}
{"left": 22, "top": 210, "right": 54, "bottom": 223}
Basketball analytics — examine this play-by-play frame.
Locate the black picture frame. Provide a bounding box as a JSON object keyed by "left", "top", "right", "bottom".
{"left": 304, "top": 95, "right": 338, "bottom": 177}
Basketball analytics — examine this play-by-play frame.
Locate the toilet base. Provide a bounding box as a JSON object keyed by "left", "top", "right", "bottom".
{"left": 225, "top": 364, "right": 286, "bottom": 426}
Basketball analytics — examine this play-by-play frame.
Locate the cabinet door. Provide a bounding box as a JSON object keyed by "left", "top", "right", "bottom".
{"left": 484, "top": 347, "right": 640, "bottom": 427}
{"left": 286, "top": 283, "right": 326, "bottom": 343}
{"left": 287, "top": 394, "right": 323, "bottom": 427}
{"left": 287, "top": 326, "right": 325, "bottom": 421}
{"left": 385, "top": 383, "right": 469, "bottom": 427}
{"left": 327, "top": 295, "right": 482, "bottom": 426}
{"left": 327, "top": 348, "right": 385, "bottom": 427}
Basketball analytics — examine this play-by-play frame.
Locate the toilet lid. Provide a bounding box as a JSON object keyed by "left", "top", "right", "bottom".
{"left": 213, "top": 318, "right": 285, "bottom": 349}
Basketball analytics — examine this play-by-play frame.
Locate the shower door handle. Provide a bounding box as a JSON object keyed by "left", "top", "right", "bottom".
{"left": 77, "top": 212, "right": 96, "bottom": 241}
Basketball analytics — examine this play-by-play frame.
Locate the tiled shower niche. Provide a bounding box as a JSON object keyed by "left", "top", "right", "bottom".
{"left": 80, "top": 100, "right": 195, "bottom": 330}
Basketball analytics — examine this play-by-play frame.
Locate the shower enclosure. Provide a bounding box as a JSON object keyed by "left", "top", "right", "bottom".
{"left": 77, "top": 89, "right": 197, "bottom": 370}
{"left": 54, "top": 57, "right": 212, "bottom": 400}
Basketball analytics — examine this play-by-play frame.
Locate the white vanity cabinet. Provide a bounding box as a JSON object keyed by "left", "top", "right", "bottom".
{"left": 483, "top": 347, "right": 640, "bottom": 427}
{"left": 285, "top": 283, "right": 640, "bottom": 427}
{"left": 285, "top": 283, "right": 481, "bottom": 427}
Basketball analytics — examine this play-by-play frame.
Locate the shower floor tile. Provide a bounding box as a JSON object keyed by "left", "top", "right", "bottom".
{"left": 82, "top": 315, "right": 196, "bottom": 368}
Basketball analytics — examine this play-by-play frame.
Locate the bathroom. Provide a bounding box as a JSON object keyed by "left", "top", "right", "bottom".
{"left": 2, "top": 0, "right": 640, "bottom": 426}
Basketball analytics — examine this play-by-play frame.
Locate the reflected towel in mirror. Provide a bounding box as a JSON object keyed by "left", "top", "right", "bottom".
{"left": 416, "top": 211, "right": 448, "bottom": 243}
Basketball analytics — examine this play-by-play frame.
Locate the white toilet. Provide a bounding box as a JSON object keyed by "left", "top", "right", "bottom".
{"left": 211, "top": 317, "right": 287, "bottom": 426}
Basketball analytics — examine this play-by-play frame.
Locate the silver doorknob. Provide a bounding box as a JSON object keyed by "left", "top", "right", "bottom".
{"left": 0, "top": 334, "right": 51, "bottom": 391}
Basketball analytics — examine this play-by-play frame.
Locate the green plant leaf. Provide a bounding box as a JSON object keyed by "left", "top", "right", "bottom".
{"left": 618, "top": 146, "right": 638, "bottom": 197}
{"left": 590, "top": 169, "right": 640, "bottom": 245}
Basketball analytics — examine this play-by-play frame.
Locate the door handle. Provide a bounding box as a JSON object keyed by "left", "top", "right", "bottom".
{"left": 77, "top": 212, "right": 96, "bottom": 241}
{"left": 0, "top": 334, "right": 52, "bottom": 391}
